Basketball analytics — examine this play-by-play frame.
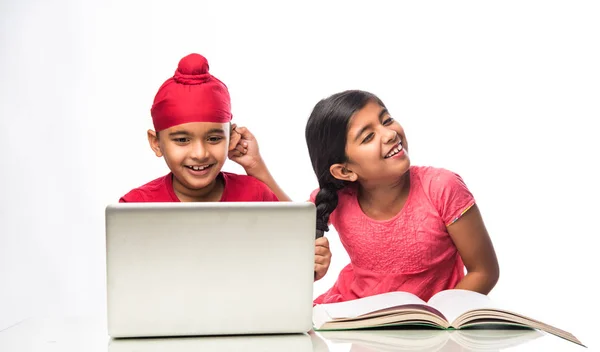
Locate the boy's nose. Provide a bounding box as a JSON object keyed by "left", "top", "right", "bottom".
{"left": 190, "top": 141, "right": 209, "bottom": 160}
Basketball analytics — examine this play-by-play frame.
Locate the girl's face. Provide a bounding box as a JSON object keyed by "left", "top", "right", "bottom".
{"left": 336, "top": 100, "right": 410, "bottom": 184}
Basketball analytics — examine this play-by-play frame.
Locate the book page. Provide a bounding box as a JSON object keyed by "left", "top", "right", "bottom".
{"left": 318, "top": 291, "right": 427, "bottom": 319}
{"left": 427, "top": 289, "right": 494, "bottom": 325}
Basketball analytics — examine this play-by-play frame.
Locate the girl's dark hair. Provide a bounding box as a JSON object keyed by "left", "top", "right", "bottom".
{"left": 305, "top": 90, "right": 386, "bottom": 238}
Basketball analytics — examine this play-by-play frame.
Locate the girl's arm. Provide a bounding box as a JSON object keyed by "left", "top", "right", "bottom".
{"left": 448, "top": 204, "right": 500, "bottom": 294}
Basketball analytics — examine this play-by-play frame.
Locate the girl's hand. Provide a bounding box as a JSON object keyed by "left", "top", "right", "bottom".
{"left": 314, "top": 237, "right": 331, "bottom": 281}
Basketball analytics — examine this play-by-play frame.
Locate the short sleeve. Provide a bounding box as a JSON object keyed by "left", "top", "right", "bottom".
{"left": 308, "top": 187, "right": 335, "bottom": 227}
{"left": 309, "top": 188, "right": 320, "bottom": 204}
{"left": 247, "top": 175, "right": 278, "bottom": 202}
{"left": 429, "top": 170, "right": 475, "bottom": 226}
{"left": 220, "top": 173, "right": 279, "bottom": 202}
{"left": 119, "top": 190, "right": 143, "bottom": 203}
{"left": 262, "top": 188, "right": 279, "bottom": 202}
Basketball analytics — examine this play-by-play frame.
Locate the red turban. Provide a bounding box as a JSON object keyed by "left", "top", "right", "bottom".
{"left": 151, "top": 53, "right": 232, "bottom": 132}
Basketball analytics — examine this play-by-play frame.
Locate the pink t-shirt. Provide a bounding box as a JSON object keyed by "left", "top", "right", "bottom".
{"left": 120, "top": 171, "right": 279, "bottom": 202}
{"left": 311, "top": 166, "right": 475, "bottom": 304}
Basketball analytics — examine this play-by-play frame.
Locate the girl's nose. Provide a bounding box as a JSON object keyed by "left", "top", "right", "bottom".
{"left": 384, "top": 129, "right": 398, "bottom": 144}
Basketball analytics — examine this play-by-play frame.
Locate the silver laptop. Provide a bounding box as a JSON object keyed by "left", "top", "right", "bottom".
{"left": 105, "top": 202, "right": 316, "bottom": 338}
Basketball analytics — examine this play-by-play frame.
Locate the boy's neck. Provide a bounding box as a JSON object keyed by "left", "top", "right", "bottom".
{"left": 172, "top": 174, "right": 225, "bottom": 202}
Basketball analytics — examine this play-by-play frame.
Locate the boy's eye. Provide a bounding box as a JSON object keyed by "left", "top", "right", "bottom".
{"left": 172, "top": 138, "right": 189, "bottom": 143}
{"left": 383, "top": 117, "right": 394, "bottom": 125}
{"left": 207, "top": 136, "right": 224, "bottom": 143}
{"left": 362, "top": 133, "right": 374, "bottom": 144}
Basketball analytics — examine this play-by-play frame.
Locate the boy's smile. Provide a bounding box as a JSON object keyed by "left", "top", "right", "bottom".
{"left": 185, "top": 163, "right": 215, "bottom": 175}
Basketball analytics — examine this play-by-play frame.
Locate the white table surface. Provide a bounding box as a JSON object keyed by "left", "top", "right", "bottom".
{"left": 0, "top": 316, "right": 589, "bottom": 352}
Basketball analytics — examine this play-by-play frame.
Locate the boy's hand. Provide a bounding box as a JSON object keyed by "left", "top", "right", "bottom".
{"left": 228, "top": 124, "right": 264, "bottom": 174}
{"left": 228, "top": 123, "right": 242, "bottom": 154}
{"left": 314, "top": 237, "right": 331, "bottom": 281}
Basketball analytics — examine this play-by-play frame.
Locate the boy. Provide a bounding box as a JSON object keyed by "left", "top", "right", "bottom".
{"left": 120, "top": 53, "right": 330, "bottom": 280}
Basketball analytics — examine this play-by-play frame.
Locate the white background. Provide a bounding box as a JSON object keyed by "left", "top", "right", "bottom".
{"left": 1, "top": 0, "right": 598, "bottom": 348}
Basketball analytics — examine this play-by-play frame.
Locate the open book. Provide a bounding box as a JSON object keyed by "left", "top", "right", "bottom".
{"left": 312, "top": 289, "right": 584, "bottom": 347}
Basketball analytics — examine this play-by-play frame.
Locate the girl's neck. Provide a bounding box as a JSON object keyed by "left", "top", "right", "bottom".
{"left": 357, "top": 171, "right": 411, "bottom": 219}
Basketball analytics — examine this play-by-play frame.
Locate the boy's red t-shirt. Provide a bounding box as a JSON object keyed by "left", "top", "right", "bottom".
{"left": 120, "top": 172, "right": 278, "bottom": 202}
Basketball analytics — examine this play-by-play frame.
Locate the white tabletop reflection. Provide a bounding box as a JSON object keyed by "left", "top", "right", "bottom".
{"left": 0, "top": 317, "right": 588, "bottom": 352}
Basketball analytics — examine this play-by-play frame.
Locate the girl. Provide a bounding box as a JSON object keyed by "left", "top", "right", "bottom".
{"left": 305, "top": 90, "right": 499, "bottom": 304}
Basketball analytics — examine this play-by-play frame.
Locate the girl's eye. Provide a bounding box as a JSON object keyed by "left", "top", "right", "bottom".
{"left": 383, "top": 117, "right": 394, "bottom": 125}
{"left": 362, "top": 133, "right": 374, "bottom": 144}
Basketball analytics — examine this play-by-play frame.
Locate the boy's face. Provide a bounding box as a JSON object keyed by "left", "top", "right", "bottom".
{"left": 148, "top": 122, "right": 234, "bottom": 195}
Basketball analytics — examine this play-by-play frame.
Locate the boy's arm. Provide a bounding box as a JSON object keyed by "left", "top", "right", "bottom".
{"left": 247, "top": 160, "right": 291, "bottom": 201}
{"left": 228, "top": 125, "right": 291, "bottom": 201}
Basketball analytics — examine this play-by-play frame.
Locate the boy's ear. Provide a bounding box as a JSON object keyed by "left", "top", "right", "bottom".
{"left": 147, "top": 129, "right": 163, "bottom": 157}
{"left": 330, "top": 163, "right": 358, "bottom": 182}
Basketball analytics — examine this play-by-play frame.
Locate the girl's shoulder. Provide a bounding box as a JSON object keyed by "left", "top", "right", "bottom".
{"left": 411, "top": 165, "right": 456, "bottom": 180}
{"left": 410, "top": 166, "right": 475, "bottom": 226}
{"left": 410, "top": 165, "right": 466, "bottom": 191}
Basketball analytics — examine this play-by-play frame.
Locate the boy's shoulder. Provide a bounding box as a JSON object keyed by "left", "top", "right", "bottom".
{"left": 222, "top": 171, "right": 262, "bottom": 185}
{"left": 221, "top": 172, "right": 278, "bottom": 201}
{"left": 119, "top": 174, "right": 176, "bottom": 202}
